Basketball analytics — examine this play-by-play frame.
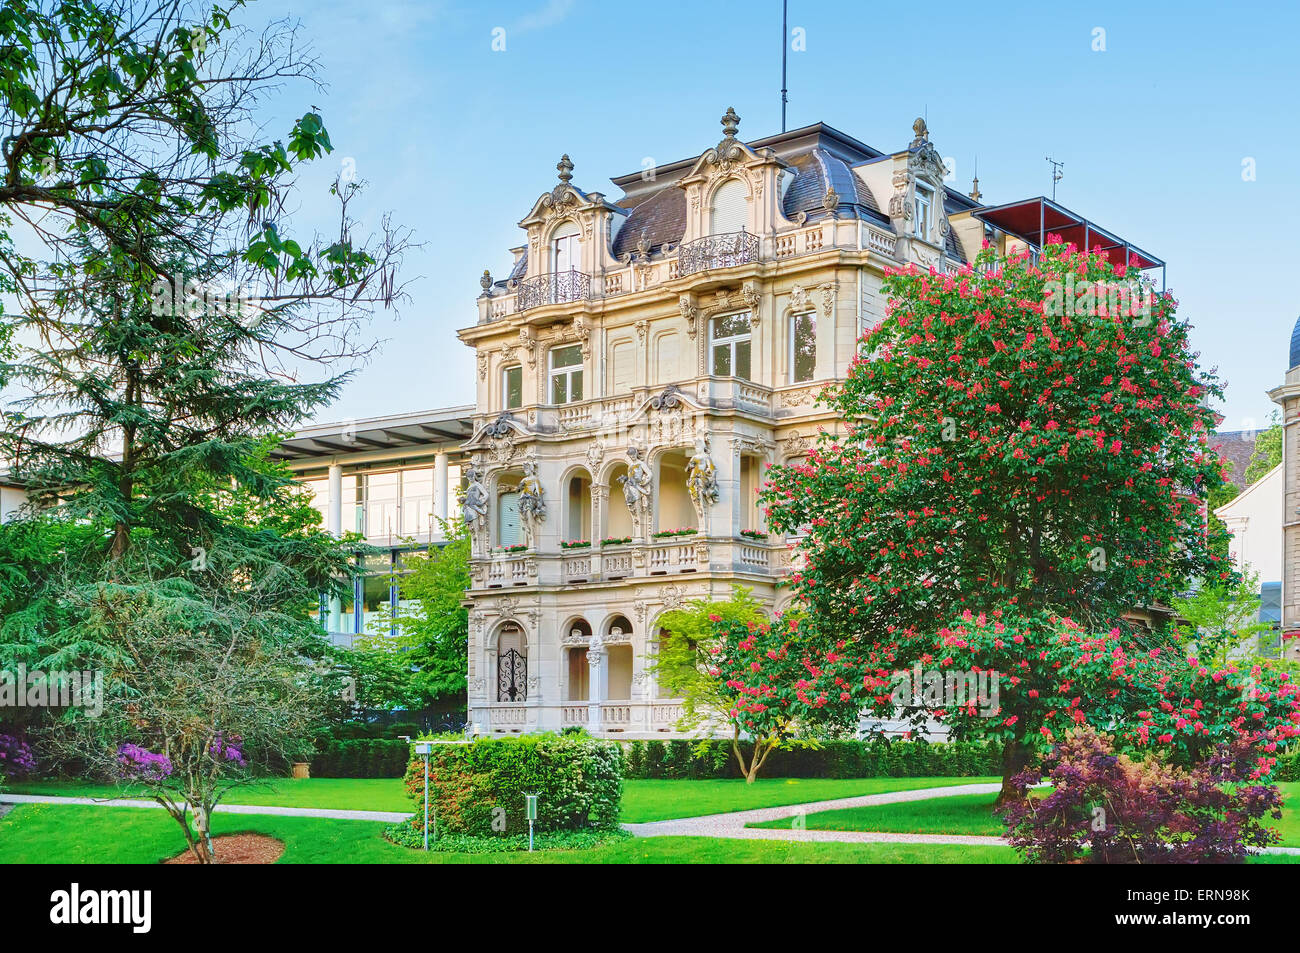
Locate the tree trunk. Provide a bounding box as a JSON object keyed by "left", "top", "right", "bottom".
{"left": 995, "top": 737, "right": 1032, "bottom": 806}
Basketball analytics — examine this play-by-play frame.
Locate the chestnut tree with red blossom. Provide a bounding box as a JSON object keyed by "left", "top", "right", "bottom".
{"left": 761, "top": 240, "right": 1258, "bottom": 801}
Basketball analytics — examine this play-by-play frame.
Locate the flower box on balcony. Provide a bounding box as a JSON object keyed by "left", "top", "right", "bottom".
{"left": 739, "top": 530, "right": 769, "bottom": 541}
{"left": 560, "top": 539, "right": 591, "bottom": 549}
{"left": 493, "top": 544, "right": 528, "bottom": 554}
{"left": 600, "top": 536, "right": 632, "bottom": 546}
{"left": 651, "top": 527, "right": 698, "bottom": 539}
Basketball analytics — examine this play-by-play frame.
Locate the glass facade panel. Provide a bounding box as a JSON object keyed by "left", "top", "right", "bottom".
{"left": 400, "top": 468, "right": 434, "bottom": 536}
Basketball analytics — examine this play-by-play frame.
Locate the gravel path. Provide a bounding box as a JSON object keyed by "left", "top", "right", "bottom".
{"left": 623, "top": 782, "right": 1002, "bottom": 840}
{"left": 621, "top": 782, "right": 1300, "bottom": 856}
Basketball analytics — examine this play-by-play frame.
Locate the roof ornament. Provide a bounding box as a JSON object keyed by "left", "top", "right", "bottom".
{"left": 910, "top": 117, "right": 929, "bottom": 148}
{"left": 480, "top": 269, "right": 493, "bottom": 295}
{"left": 556, "top": 154, "right": 574, "bottom": 184}
{"left": 720, "top": 106, "right": 740, "bottom": 139}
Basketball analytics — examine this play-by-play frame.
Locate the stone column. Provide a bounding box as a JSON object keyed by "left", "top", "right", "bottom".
{"left": 586, "top": 637, "right": 606, "bottom": 733}
{"left": 434, "top": 451, "right": 449, "bottom": 524}
{"left": 327, "top": 463, "right": 343, "bottom": 633}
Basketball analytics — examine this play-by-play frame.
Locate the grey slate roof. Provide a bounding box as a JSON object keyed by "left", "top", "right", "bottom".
{"left": 1213, "top": 430, "right": 1269, "bottom": 490}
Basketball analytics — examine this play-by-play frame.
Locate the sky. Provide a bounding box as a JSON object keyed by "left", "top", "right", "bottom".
{"left": 248, "top": 0, "right": 1300, "bottom": 433}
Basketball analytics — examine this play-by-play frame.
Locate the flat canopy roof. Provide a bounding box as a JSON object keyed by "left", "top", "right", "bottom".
{"left": 272, "top": 405, "right": 474, "bottom": 462}
{"left": 974, "top": 196, "right": 1164, "bottom": 271}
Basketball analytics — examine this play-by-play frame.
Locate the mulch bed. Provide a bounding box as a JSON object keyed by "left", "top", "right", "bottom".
{"left": 165, "top": 834, "right": 285, "bottom": 864}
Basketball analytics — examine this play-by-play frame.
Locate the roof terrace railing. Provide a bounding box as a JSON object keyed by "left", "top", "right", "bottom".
{"left": 676, "top": 230, "right": 760, "bottom": 277}
{"left": 514, "top": 269, "right": 592, "bottom": 311}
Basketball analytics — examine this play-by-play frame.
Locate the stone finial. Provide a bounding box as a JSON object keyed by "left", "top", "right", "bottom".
{"left": 720, "top": 106, "right": 740, "bottom": 139}
{"left": 480, "top": 269, "right": 493, "bottom": 292}
{"left": 556, "top": 154, "right": 574, "bottom": 184}
{"left": 912, "top": 117, "right": 929, "bottom": 142}
{"left": 969, "top": 176, "right": 982, "bottom": 202}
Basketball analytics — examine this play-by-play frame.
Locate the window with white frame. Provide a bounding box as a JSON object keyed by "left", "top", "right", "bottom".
{"left": 502, "top": 364, "right": 523, "bottom": 410}
{"left": 549, "top": 344, "right": 583, "bottom": 404}
{"left": 711, "top": 313, "right": 752, "bottom": 380}
{"left": 790, "top": 311, "right": 816, "bottom": 383}
{"left": 914, "top": 184, "right": 933, "bottom": 240}
{"left": 553, "top": 224, "right": 581, "bottom": 273}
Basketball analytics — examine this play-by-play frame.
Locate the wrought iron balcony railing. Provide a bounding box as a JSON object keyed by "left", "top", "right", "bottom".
{"left": 676, "top": 230, "right": 760, "bottom": 276}
{"left": 514, "top": 269, "right": 592, "bottom": 311}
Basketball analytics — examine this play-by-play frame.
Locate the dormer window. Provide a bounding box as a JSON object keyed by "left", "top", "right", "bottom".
{"left": 552, "top": 223, "right": 581, "bottom": 274}
{"left": 549, "top": 344, "right": 583, "bottom": 404}
{"left": 914, "top": 185, "right": 933, "bottom": 240}
{"left": 709, "top": 178, "right": 748, "bottom": 235}
{"left": 711, "top": 313, "right": 752, "bottom": 380}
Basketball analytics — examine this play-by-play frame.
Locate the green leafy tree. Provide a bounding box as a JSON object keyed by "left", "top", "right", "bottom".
{"left": 0, "top": 0, "right": 409, "bottom": 307}
{"left": 762, "top": 241, "right": 1235, "bottom": 800}
{"left": 648, "top": 587, "right": 838, "bottom": 782}
{"left": 1243, "top": 413, "right": 1283, "bottom": 486}
{"left": 353, "top": 520, "right": 471, "bottom": 717}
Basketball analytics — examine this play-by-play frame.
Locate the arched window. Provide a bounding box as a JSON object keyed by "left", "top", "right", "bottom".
{"left": 709, "top": 179, "right": 748, "bottom": 235}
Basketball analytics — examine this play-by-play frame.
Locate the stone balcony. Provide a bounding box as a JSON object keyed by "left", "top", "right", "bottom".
{"left": 480, "top": 219, "right": 902, "bottom": 323}
{"left": 478, "top": 699, "right": 688, "bottom": 736}
{"left": 470, "top": 534, "right": 785, "bottom": 591}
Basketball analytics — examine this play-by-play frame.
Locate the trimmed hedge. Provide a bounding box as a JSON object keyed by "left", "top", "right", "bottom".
{"left": 402, "top": 734, "right": 623, "bottom": 837}
{"left": 311, "top": 739, "right": 411, "bottom": 778}
{"left": 620, "top": 738, "right": 1005, "bottom": 780}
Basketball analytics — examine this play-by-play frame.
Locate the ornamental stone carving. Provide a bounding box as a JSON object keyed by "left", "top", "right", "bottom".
{"left": 685, "top": 434, "right": 719, "bottom": 513}
{"left": 462, "top": 465, "right": 490, "bottom": 555}
{"left": 516, "top": 460, "right": 546, "bottom": 546}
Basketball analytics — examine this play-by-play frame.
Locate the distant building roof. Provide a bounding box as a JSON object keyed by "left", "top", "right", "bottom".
{"left": 1213, "top": 429, "right": 1268, "bottom": 490}
{"left": 1290, "top": 314, "right": 1300, "bottom": 369}
{"left": 272, "top": 405, "right": 474, "bottom": 462}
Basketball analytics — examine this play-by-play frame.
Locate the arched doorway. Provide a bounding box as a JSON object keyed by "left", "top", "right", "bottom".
{"left": 496, "top": 623, "right": 527, "bottom": 702}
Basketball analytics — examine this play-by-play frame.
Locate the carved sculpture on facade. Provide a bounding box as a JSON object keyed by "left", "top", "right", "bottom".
{"left": 462, "top": 465, "right": 490, "bottom": 554}
{"left": 617, "top": 445, "right": 652, "bottom": 537}
{"left": 685, "top": 434, "right": 719, "bottom": 515}
{"left": 516, "top": 460, "right": 546, "bottom": 546}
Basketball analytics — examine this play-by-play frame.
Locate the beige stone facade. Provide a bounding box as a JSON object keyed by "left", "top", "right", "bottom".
{"left": 457, "top": 111, "right": 1022, "bottom": 736}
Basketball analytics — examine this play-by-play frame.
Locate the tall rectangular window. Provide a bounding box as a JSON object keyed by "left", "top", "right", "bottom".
{"left": 711, "top": 313, "right": 752, "bottom": 380}
{"left": 790, "top": 311, "right": 816, "bottom": 383}
{"left": 502, "top": 364, "right": 523, "bottom": 410}
{"left": 914, "top": 185, "right": 932, "bottom": 240}
{"left": 549, "top": 344, "right": 583, "bottom": 404}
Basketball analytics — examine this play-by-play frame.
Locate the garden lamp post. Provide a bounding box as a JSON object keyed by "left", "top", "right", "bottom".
{"left": 414, "top": 741, "right": 433, "bottom": 850}
{"left": 525, "top": 793, "right": 538, "bottom": 852}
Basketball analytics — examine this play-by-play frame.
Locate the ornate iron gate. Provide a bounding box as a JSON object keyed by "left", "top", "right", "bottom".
{"left": 497, "top": 648, "right": 527, "bottom": 702}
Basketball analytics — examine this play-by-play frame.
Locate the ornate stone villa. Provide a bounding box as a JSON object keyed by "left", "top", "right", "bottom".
{"left": 454, "top": 109, "right": 1168, "bottom": 737}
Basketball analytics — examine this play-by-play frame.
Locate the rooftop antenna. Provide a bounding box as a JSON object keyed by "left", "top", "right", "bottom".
{"left": 1046, "top": 156, "right": 1064, "bottom": 201}
{"left": 780, "top": 0, "right": 788, "bottom": 132}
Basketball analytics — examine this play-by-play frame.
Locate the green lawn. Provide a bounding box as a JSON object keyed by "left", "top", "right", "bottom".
{"left": 619, "top": 776, "right": 997, "bottom": 823}
{"left": 8, "top": 775, "right": 997, "bottom": 823}
{"left": 748, "top": 782, "right": 1300, "bottom": 848}
{"left": 6, "top": 778, "right": 413, "bottom": 813}
{"left": 0, "top": 804, "right": 1018, "bottom": 864}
